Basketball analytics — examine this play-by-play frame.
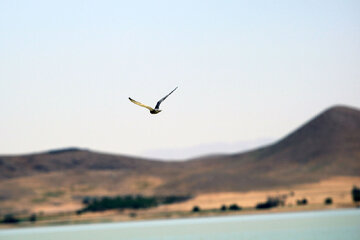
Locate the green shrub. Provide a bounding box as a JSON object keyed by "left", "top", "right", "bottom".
{"left": 229, "top": 204, "right": 241, "bottom": 211}
{"left": 192, "top": 206, "right": 200, "bottom": 212}
{"left": 29, "top": 214, "right": 37, "bottom": 222}
{"left": 297, "top": 198, "right": 308, "bottom": 205}
{"left": 352, "top": 186, "right": 360, "bottom": 203}
{"left": 2, "top": 214, "right": 20, "bottom": 224}
{"left": 256, "top": 197, "right": 282, "bottom": 209}
{"left": 324, "top": 197, "right": 333, "bottom": 205}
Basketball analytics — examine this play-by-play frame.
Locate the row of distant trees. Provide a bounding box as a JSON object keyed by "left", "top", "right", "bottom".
{"left": 256, "top": 196, "right": 333, "bottom": 209}
{"left": 2, "top": 186, "right": 360, "bottom": 224}
{"left": 1, "top": 214, "right": 36, "bottom": 224}
{"left": 254, "top": 185, "right": 360, "bottom": 210}
{"left": 78, "top": 195, "right": 191, "bottom": 214}
{"left": 0, "top": 195, "right": 192, "bottom": 223}
{"left": 192, "top": 203, "right": 242, "bottom": 212}
{"left": 192, "top": 186, "right": 360, "bottom": 212}
{"left": 191, "top": 196, "right": 325, "bottom": 212}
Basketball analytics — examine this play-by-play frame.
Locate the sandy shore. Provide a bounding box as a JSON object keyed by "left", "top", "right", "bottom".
{"left": 1, "top": 176, "right": 359, "bottom": 228}
{"left": 155, "top": 176, "right": 359, "bottom": 212}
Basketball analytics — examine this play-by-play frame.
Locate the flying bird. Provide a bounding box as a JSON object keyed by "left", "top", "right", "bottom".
{"left": 129, "top": 87, "right": 178, "bottom": 114}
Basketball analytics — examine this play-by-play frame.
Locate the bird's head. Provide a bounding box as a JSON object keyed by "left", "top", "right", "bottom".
{"left": 150, "top": 109, "right": 162, "bottom": 114}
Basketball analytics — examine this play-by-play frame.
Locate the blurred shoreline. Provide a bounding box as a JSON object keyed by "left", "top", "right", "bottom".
{"left": 1, "top": 176, "right": 359, "bottom": 229}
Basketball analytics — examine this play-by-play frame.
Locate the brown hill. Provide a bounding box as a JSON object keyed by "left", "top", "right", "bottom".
{"left": 163, "top": 105, "right": 360, "bottom": 193}
{"left": 0, "top": 147, "right": 165, "bottom": 179}
{"left": 0, "top": 105, "right": 359, "bottom": 213}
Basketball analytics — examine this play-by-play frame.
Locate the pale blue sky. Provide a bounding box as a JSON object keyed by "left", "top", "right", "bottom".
{"left": 1, "top": 0, "right": 359, "bottom": 158}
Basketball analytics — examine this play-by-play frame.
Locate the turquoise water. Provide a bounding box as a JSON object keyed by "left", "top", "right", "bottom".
{"left": 1, "top": 209, "right": 359, "bottom": 240}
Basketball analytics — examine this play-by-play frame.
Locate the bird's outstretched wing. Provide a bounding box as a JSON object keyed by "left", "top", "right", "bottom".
{"left": 129, "top": 98, "right": 154, "bottom": 111}
{"left": 155, "top": 87, "right": 178, "bottom": 109}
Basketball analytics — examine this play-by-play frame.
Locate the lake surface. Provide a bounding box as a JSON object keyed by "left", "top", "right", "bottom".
{"left": 1, "top": 209, "right": 359, "bottom": 240}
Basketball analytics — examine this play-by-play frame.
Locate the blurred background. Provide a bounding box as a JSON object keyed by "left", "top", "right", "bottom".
{"left": 1, "top": 1, "right": 360, "bottom": 231}
{"left": 1, "top": 0, "right": 359, "bottom": 159}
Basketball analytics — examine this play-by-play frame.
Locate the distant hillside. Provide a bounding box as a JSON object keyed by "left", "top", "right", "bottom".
{"left": 163, "top": 105, "right": 360, "bottom": 193}
{"left": 0, "top": 105, "right": 359, "bottom": 214}
{"left": 262, "top": 105, "right": 360, "bottom": 166}
{"left": 0, "top": 147, "right": 164, "bottom": 179}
